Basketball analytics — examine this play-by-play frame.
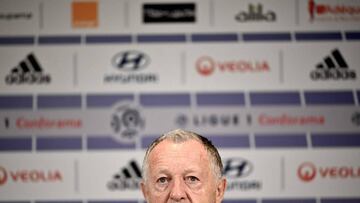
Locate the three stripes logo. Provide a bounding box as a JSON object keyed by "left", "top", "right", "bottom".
{"left": 5, "top": 53, "right": 51, "bottom": 85}
{"left": 107, "top": 160, "right": 142, "bottom": 190}
{"left": 310, "top": 49, "right": 356, "bottom": 80}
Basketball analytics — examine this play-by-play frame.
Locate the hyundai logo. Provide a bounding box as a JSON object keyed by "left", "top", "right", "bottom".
{"left": 112, "top": 51, "right": 150, "bottom": 71}
{"left": 223, "top": 158, "right": 253, "bottom": 178}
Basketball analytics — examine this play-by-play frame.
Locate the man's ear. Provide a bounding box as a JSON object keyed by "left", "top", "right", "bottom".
{"left": 140, "top": 181, "right": 148, "bottom": 200}
{"left": 216, "top": 177, "right": 227, "bottom": 203}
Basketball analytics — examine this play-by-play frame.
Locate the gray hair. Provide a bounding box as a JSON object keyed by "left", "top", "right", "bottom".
{"left": 142, "top": 129, "right": 223, "bottom": 182}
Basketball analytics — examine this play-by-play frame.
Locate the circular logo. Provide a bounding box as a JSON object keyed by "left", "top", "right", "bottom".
{"left": 297, "top": 162, "right": 316, "bottom": 182}
{"left": 111, "top": 104, "right": 144, "bottom": 143}
{"left": 0, "top": 166, "right": 8, "bottom": 185}
{"left": 196, "top": 56, "right": 215, "bottom": 76}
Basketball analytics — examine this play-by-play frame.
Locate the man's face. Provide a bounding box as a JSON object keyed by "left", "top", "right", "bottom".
{"left": 141, "top": 139, "right": 226, "bottom": 203}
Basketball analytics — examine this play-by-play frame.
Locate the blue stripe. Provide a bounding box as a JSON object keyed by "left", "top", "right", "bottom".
{"left": 207, "top": 135, "right": 249, "bottom": 148}
{"left": 312, "top": 133, "right": 360, "bottom": 147}
{"left": 140, "top": 93, "right": 190, "bottom": 107}
{"left": 0, "top": 201, "right": 31, "bottom": 203}
{"left": 137, "top": 34, "right": 186, "bottom": 43}
{"left": 357, "top": 90, "right": 360, "bottom": 105}
{"left": 0, "top": 36, "right": 34, "bottom": 45}
{"left": 295, "top": 32, "right": 342, "bottom": 41}
{"left": 345, "top": 31, "right": 360, "bottom": 40}
{"left": 223, "top": 200, "right": 256, "bottom": 203}
{"left": 262, "top": 199, "right": 316, "bottom": 203}
{"left": 196, "top": 92, "right": 245, "bottom": 106}
{"left": 141, "top": 136, "right": 158, "bottom": 149}
{"left": 0, "top": 137, "right": 32, "bottom": 151}
{"left": 88, "top": 201, "right": 138, "bottom": 203}
{"left": 87, "top": 136, "right": 135, "bottom": 150}
{"left": 38, "top": 35, "right": 81, "bottom": 44}
{"left": 35, "top": 201, "right": 82, "bottom": 203}
{"left": 243, "top": 32, "right": 291, "bottom": 41}
{"left": 85, "top": 35, "right": 132, "bottom": 44}
{"left": 321, "top": 198, "right": 360, "bottom": 203}
{"left": 36, "top": 137, "right": 82, "bottom": 151}
{"left": 86, "top": 94, "right": 134, "bottom": 108}
{"left": 304, "top": 91, "right": 354, "bottom": 105}
{"left": 255, "top": 134, "right": 307, "bottom": 148}
{"left": 0, "top": 95, "right": 32, "bottom": 109}
{"left": 191, "top": 33, "right": 238, "bottom": 42}
{"left": 250, "top": 92, "right": 301, "bottom": 106}
{"left": 37, "top": 95, "right": 81, "bottom": 109}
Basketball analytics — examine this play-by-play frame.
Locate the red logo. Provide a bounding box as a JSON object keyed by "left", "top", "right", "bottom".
{"left": 0, "top": 166, "right": 8, "bottom": 185}
{"left": 196, "top": 56, "right": 216, "bottom": 76}
{"left": 308, "top": 0, "right": 360, "bottom": 22}
{"left": 298, "top": 162, "right": 360, "bottom": 183}
{"left": 195, "top": 56, "right": 270, "bottom": 77}
{"left": 16, "top": 117, "right": 82, "bottom": 129}
{"left": 0, "top": 166, "right": 62, "bottom": 186}
{"left": 298, "top": 162, "right": 317, "bottom": 182}
{"left": 258, "top": 114, "right": 325, "bottom": 126}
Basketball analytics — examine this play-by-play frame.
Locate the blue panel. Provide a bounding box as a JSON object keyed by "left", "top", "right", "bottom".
{"left": 141, "top": 136, "right": 157, "bottom": 149}
{"left": 255, "top": 134, "right": 307, "bottom": 148}
{"left": 0, "top": 137, "right": 32, "bottom": 151}
{"left": 0, "top": 36, "right": 34, "bottom": 45}
{"left": 86, "top": 35, "right": 132, "bottom": 43}
{"left": 0, "top": 95, "right": 32, "bottom": 109}
{"left": 321, "top": 198, "right": 360, "bottom": 203}
{"left": 304, "top": 91, "right": 354, "bottom": 105}
{"left": 191, "top": 33, "right": 238, "bottom": 42}
{"left": 38, "top": 35, "right": 81, "bottom": 44}
{"left": 36, "top": 137, "right": 82, "bottom": 151}
{"left": 243, "top": 32, "right": 291, "bottom": 41}
{"left": 250, "top": 92, "right": 301, "bottom": 106}
{"left": 345, "top": 31, "right": 360, "bottom": 40}
{"left": 223, "top": 200, "right": 256, "bottom": 203}
{"left": 312, "top": 133, "right": 360, "bottom": 147}
{"left": 86, "top": 94, "right": 134, "bottom": 108}
{"left": 196, "top": 92, "right": 245, "bottom": 106}
{"left": 295, "top": 32, "right": 342, "bottom": 41}
{"left": 140, "top": 93, "right": 190, "bottom": 107}
{"left": 207, "top": 135, "right": 250, "bottom": 148}
{"left": 357, "top": 90, "right": 360, "bottom": 105}
{"left": 263, "top": 199, "right": 316, "bottom": 203}
{"left": 88, "top": 201, "right": 138, "bottom": 203}
{"left": 37, "top": 95, "right": 81, "bottom": 109}
{"left": 87, "top": 136, "right": 135, "bottom": 150}
{"left": 36, "top": 201, "right": 82, "bottom": 203}
{"left": 137, "top": 34, "right": 186, "bottom": 43}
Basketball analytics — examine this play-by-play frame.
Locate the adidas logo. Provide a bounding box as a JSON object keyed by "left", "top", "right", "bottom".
{"left": 107, "top": 160, "right": 142, "bottom": 190}
{"left": 310, "top": 49, "right": 356, "bottom": 80}
{"left": 5, "top": 53, "right": 51, "bottom": 85}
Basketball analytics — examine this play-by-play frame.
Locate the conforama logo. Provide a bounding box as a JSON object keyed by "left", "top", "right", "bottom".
{"left": 297, "top": 162, "right": 360, "bottom": 182}
{"left": 0, "top": 166, "right": 63, "bottom": 186}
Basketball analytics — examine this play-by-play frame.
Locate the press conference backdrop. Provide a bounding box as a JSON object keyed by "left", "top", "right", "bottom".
{"left": 0, "top": 0, "right": 360, "bottom": 202}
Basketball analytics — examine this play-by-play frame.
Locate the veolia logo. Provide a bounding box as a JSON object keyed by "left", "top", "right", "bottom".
{"left": 0, "top": 166, "right": 8, "bottom": 185}
{"left": 297, "top": 162, "right": 317, "bottom": 182}
{"left": 196, "top": 56, "right": 215, "bottom": 76}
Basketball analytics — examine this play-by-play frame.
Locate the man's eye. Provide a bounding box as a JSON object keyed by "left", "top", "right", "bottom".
{"left": 157, "top": 177, "right": 168, "bottom": 184}
{"left": 185, "top": 176, "right": 199, "bottom": 183}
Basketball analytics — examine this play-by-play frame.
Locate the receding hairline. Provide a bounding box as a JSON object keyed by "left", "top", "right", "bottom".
{"left": 142, "top": 129, "right": 223, "bottom": 181}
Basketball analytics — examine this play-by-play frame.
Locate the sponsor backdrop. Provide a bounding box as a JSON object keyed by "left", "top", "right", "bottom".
{"left": 0, "top": 0, "right": 360, "bottom": 202}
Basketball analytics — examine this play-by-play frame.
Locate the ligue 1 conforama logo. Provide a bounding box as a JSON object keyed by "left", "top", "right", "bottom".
{"left": 297, "top": 162, "right": 317, "bottom": 182}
